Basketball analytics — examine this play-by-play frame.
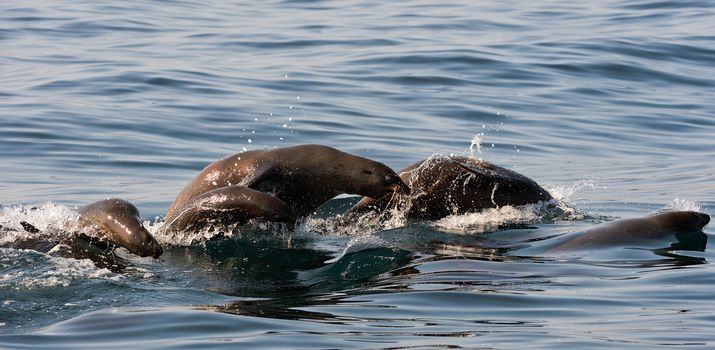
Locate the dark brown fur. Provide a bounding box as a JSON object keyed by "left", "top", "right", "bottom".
{"left": 547, "top": 211, "right": 710, "bottom": 252}
{"left": 77, "top": 198, "right": 163, "bottom": 258}
{"left": 165, "top": 145, "right": 409, "bottom": 227}
{"left": 162, "top": 186, "right": 297, "bottom": 234}
{"left": 1, "top": 199, "right": 162, "bottom": 268}
{"left": 349, "top": 155, "right": 553, "bottom": 220}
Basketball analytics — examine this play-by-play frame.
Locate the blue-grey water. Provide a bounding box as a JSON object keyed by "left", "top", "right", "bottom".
{"left": 2, "top": 0, "right": 715, "bottom": 349}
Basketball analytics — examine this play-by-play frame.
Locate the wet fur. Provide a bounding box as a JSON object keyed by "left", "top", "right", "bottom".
{"left": 349, "top": 155, "right": 553, "bottom": 220}
{"left": 165, "top": 145, "right": 408, "bottom": 227}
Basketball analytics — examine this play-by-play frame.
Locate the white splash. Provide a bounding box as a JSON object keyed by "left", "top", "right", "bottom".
{"left": 0, "top": 203, "right": 79, "bottom": 245}
{"left": 468, "top": 134, "right": 484, "bottom": 160}
{"left": 433, "top": 202, "right": 546, "bottom": 233}
{"left": 545, "top": 180, "right": 597, "bottom": 204}
{"left": 660, "top": 198, "right": 703, "bottom": 213}
{"left": 0, "top": 250, "right": 115, "bottom": 288}
{"left": 432, "top": 193, "right": 585, "bottom": 234}
{"left": 148, "top": 217, "right": 292, "bottom": 246}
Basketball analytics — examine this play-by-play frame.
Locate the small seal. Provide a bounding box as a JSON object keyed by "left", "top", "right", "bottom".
{"left": 77, "top": 198, "right": 163, "bottom": 258}
{"left": 0, "top": 199, "right": 162, "bottom": 269}
{"left": 546, "top": 210, "right": 710, "bottom": 252}
{"left": 164, "top": 144, "right": 409, "bottom": 233}
{"left": 349, "top": 155, "right": 553, "bottom": 220}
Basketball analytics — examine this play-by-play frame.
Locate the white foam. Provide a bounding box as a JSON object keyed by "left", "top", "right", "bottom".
{"left": 294, "top": 200, "right": 409, "bottom": 238}
{"left": 0, "top": 203, "right": 79, "bottom": 245}
{"left": 432, "top": 201, "right": 550, "bottom": 234}
{"left": 148, "top": 219, "right": 231, "bottom": 246}
{"left": 545, "top": 180, "right": 598, "bottom": 204}
{"left": 0, "top": 249, "right": 116, "bottom": 288}
{"left": 294, "top": 216, "right": 363, "bottom": 237}
{"left": 655, "top": 198, "right": 703, "bottom": 214}
{"left": 147, "top": 217, "right": 294, "bottom": 246}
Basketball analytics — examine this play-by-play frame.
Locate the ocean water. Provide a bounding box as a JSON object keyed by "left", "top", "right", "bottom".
{"left": 1, "top": 0, "right": 715, "bottom": 348}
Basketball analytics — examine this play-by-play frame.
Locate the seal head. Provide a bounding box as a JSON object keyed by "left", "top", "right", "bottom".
{"left": 78, "top": 198, "right": 163, "bottom": 258}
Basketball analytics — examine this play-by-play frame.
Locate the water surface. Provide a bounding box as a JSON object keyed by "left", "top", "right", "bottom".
{"left": 1, "top": 0, "right": 715, "bottom": 349}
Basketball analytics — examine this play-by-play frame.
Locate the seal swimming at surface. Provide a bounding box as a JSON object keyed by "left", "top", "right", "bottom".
{"left": 545, "top": 210, "right": 710, "bottom": 253}
{"left": 348, "top": 155, "right": 553, "bottom": 220}
{"left": 163, "top": 144, "right": 410, "bottom": 233}
{"left": 0, "top": 198, "right": 162, "bottom": 269}
{"left": 77, "top": 198, "right": 163, "bottom": 258}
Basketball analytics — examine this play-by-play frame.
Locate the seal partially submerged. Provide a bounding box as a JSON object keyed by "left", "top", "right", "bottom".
{"left": 1, "top": 199, "right": 163, "bottom": 268}
{"left": 545, "top": 210, "right": 710, "bottom": 253}
{"left": 163, "top": 144, "right": 410, "bottom": 234}
{"left": 77, "top": 198, "right": 163, "bottom": 258}
{"left": 348, "top": 155, "right": 553, "bottom": 220}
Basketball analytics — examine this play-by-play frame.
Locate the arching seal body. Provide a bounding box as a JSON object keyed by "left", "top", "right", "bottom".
{"left": 349, "top": 155, "right": 553, "bottom": 220}
{"left": 546, "top": 211, "right": 710, "bottom": 253}
{"left": 164, "top": 144, "right": 409, "bottom": 233}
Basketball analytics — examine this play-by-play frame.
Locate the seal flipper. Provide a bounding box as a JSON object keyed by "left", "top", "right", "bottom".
{"left": 243, "top": 164, "right": 287, "bottom": 198}
{"left": 78, "top": 199, "right": 163, "bottom": 258}
{"left": 20, "top": 221, "right": 40, "bottom": 234}
{"left": 162, "top": 185, "right": 297, "bottom": 234}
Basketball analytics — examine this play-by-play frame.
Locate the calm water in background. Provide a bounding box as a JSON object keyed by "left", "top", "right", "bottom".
{"left": 1, "top": 0, "right": 715, "bottom": 348}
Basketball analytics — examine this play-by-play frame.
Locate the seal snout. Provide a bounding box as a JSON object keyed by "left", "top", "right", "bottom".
{"left": 135, "top": 229, "right": 163, "bottom": 258}
{"left": 148, "top": 240, "right": 163, "bottom": 259}
{"left": 385, "top": 174, "right": 410, "bottom": 195}
{"left": 695, "top": 212, "right": 710, "bottom": 228}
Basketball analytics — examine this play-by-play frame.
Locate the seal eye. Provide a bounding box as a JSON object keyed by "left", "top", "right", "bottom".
{"left": 362, "top": 170, "right": 373, "bottom": 175}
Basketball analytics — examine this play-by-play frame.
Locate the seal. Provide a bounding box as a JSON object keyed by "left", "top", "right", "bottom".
{"left": 0, "top": 198, "right": 162, "bottom": 269}
{"left": 77, "top": 198, "right": 163, "bottom": 258}
{"left": 162, "top": 186, "right": 297, "bottom": 233}
{"left": 164, "top": 144, "right": 410, "bottom": 233}
{"left": 546, "top": 210, "right": 710, "bottom": 253}
{"left": 0, "top": 226, "right": 129, "bottom": 271}
{"left": 348, "top": 155, "right": 553, "bottom": 220}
